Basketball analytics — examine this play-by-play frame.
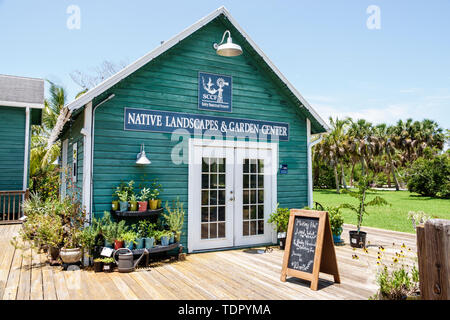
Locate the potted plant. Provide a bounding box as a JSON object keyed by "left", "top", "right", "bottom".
{"left": 103, "top": 216, "right": 129, "bottom": 250}
{"left": 267, "top": 204, "right": 290, "bottom": 249}
{"left": 93, "top": 258, "right": 103, "bottom": 272}
{"left": 138, "top": 187, "right": 151, "bottom": 212}
{"left": 328, "top": 206, "right": 344, "bottom": 245}
{"left": 163, "top": 197, "right": 185, "bottom": 243}
{"left": 117, "top": 189, "right": 129, "bottom": 212}
{"left": 111, "top": 189, "right": 119, "bottom": 211}
{"left": 129, "top": 194, "right": 138, "bottom": 211}
{"left": 122, "top": 230, "right": 137, "bottom": 250}
{"left": 145, "top": 223, "right": 157, "bottom": 249}
{"left": 149, "top": 180, "right": 163, "bottom": 210}
{"left": 133, "top": 221, "right": 148, "bottom": 249}
{"left": 59, "top": 196, "right": 87, "bottom": 264}
{"left": 101, "top": 257, "right": 115, "bottom": 272}
{"left": 340, "top": 176, "right": 389, "bottom": 248}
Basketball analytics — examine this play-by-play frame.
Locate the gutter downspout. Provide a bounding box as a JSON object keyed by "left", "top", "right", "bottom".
{"left": 82, "top": 94, "right": 115, "bottom": 223}
{"left": 307, "top": 118, "right": 323, "bottom": 208}
{"left": 23, "top": 107, "right": 30, "bottom": 191}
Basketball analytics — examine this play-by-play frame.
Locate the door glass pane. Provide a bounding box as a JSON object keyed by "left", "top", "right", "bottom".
{"left": 242, "top": 158, "right": 265, "bottom": 237}
{"left": 201, "top": 157, "right": 226, "bottom": 239}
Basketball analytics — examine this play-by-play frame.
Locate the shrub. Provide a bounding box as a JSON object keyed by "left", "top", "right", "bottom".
{"left": 406, "top": 153, "right": 450, "bottom": 198}
{"left": 267, "top": 204, "right": 290, "bottom": 233}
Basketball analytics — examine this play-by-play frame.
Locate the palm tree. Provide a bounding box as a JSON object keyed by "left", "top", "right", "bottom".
{"left": 347, "top": 119, "right": 375, "bottom": 177}
{"left": 29, "top": 81, "right": 67, "bottom": 196}
{"left": 373, "top": 124, "right": 401, "bottom": 190}
{"left": 315, "top": 117, "right": 349, "bottom": 193}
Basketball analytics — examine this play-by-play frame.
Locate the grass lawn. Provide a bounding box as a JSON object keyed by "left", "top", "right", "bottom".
{"left": 313, "top": 189, "right": 449, "bottom": 233}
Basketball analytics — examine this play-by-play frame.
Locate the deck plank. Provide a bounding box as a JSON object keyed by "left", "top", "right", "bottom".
{"left": 0, "top": 223, "right": 418, "bottom": 300}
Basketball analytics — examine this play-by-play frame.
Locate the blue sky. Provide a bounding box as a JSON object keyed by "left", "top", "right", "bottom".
{"left": 1, "top": 0, "right": 449, "bottom": 129}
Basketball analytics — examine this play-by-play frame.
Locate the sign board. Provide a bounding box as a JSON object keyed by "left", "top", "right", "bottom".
{"left": 198, "top": 72, "right": 232, "bottom": 112}
{"left": 124, "top": 108, "right": 289, "bottom": 141}
{"left": 100, "top": 247, "right": 114, "bottom": 257}
{"left": 281, "top": 209, "right": 340, "bottom": 290}
{"left": 279, "top": 164, "right": 288, "bottom": 174}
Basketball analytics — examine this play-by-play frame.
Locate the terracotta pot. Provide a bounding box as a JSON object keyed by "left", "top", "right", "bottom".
{"left": 130, "top": 201, "right": 138, "bottom": 211}
{"left": 114, "top": 240, "right": 124, "bottom": 250}
{"left": 60, "top": 248, "right": 82, "bottom": 264}
{"left": 138, "top": 201, "right": 148, "bottom": 212}
{"left": 149, "top": 199, "right": 158, "bottom": 210}
{"left": 111, "top": 201, "right": 119, "bottom": 211}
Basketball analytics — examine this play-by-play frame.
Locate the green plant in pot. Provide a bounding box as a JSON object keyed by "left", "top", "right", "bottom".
{"left": 93, "top": 258, "right": 103, "bottom": 272}
{"left": 149, "top": 180, "right": 163, "bottom": 210}
{"left": 339, "top": 176, "right": 389, "bottom": 248}
{"left": 129, "top": 194, "right": 138, "bottom": 211}
{"left": 103, "top": 216, "right": 129, "bottom": 250}
{"left": 328, "top": 206, "right": 344, "bottom": 245}
{"left": 133, "top": 221, "right": 149, "bottom": 249}
{"left": 117, "top": 189, "right": 129, "bottom": 212}
{"left": 145, "top": 222, "right": 157, "bottom": 249}
{"left": 100, "top": 257, "right": 115, "bottom": 272}
{"left": 111, "top": 191, "right": 119, "bottom": 211}
{"left": 122, "top": 230, "right": 137, "bottom": 250}
{"left": 267, "top": 204, "right": 290, "bottom": 249}
{"left": 154, "top": 230, "right": 172, "bottom": 246}
{"left": 163, "top": 197, "right": 185, "bottom": 243}
{"left": 138, "top": 188, "right": 151, "bottom": 212}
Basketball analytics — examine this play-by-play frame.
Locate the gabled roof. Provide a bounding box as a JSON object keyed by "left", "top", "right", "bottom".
{"left": 66, "top": 6, "right": 329, "bottom": 133}
{"left": 0, "top": 74, "right": 44, "bottom": 109}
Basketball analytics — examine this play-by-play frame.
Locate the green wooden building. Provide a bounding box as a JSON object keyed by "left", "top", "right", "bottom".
{"left": 0, "top": 75, "right": 43, "bottom": 222}
{"left": 56, "top": 7, "right": 328, "bottom": 252}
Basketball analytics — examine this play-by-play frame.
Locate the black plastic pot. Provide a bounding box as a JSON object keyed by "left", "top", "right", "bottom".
{"left": 349, "top": 231, "right": 367, "bottom": 248}
{"left": 279, "top": 237, "right": 287, "bottom": 250}
{"left": 103, "top": 262, "right": 115, "bottom": 273}
{"left": 93, "top": 261, "right": 103, "bottom": 273}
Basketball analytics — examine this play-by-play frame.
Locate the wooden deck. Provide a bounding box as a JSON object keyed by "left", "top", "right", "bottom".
{"left": 0, "top": 223, "right": 417, "bottom": 300}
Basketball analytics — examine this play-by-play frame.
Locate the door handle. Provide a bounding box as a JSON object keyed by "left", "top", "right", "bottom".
{"left": 229, "top": 196, "right": 235, "bottom": 201}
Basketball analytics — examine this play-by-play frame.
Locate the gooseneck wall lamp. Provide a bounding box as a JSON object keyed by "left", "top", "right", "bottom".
{"left": 136, "top": 143, "right": 151, "bottom": 165}
{"left": 213, "top": 30, "right": 243, "bottom": 57}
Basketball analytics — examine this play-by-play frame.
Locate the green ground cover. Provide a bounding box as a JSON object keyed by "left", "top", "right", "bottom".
{"left": 313, "top": 189, "right": 449, "bottom": 233}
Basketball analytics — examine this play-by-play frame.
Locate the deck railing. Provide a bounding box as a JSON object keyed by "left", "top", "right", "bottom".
{"left": 0, "top": 190, "right": 29, "bottom": 224}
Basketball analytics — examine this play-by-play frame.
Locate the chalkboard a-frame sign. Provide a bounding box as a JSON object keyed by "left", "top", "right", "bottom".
{"left": 280, "top": 209, "right": 340, "bottom": 291}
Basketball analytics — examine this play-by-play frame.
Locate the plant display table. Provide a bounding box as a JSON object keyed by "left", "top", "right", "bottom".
{"left": 111, "top": 208, "right": 163, "bottom": 217}
{"left": 125, "top": 242, "right": 183, "bottom": 267}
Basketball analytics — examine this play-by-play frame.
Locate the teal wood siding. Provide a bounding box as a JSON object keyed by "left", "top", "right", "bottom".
{"left": 90, "top": 18, "right": 308, "bottom": 249}
{"left": 61, "top": 111, "right": 84, "bottom": 200}
{"left": 0, "top": 106, "right": 26, "bottom": 190}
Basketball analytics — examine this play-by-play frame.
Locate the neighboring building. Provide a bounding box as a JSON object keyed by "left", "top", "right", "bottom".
{"left": 56, "top": 7, "right": 328, "bottom": 252}
{"left": 0, "top": 74, "right": 43, "bottom": 222}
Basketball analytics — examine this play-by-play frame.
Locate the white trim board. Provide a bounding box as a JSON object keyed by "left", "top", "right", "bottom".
{"left": 0, "top": 100, "right": 44, "bottom": 109}
{"left": 63, "top": 6, "right": 328, "bottom": 132}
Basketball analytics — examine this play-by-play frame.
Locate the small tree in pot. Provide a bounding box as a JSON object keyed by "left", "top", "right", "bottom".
{"left": 163, "top": 197, "right": 185, "bottom": 242}
{"left": 340, "top": 176, "right": 389, "bottom": 248}
{"left": 267, "top": 204, "right": 290, "bottom": 250}
{"left": 328, "top": 206, "right": 344, "bottom": 245}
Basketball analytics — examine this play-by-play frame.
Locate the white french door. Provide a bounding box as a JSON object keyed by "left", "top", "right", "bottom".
{"left": 234, "top": 147, "right": 274, "bottom": 246}
{"left": 189, "top": 139, "right": 277, "bottom": 252}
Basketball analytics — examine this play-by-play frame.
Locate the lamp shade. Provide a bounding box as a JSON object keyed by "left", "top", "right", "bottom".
{"left": 136, "top": 144, "right": 151, "bottom": 165}
{"left": 216, "top": 37, "right": 243, "bottom": 57}
{"left": 136, "top": 150, "right": 151, "bottom": 165}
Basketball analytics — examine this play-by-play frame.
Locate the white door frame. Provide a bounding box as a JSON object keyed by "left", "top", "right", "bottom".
{"left": 188, "top": 138, "right": 278, "bottom": 253}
